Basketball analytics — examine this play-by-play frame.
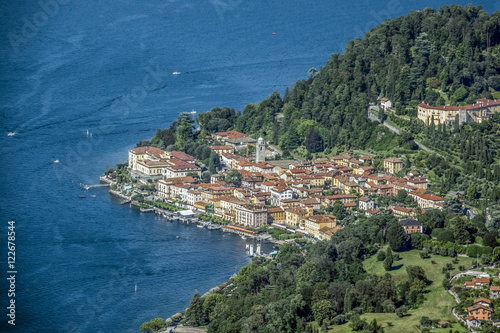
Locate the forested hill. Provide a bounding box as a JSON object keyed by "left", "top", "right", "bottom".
{"left": 195, "top": 5, "right": 500, "bottom": 155}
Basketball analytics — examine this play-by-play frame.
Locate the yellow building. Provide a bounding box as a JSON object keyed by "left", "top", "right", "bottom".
{"left": 285, "top": 207, "right": 308, "bottom": 227}
{"left": 384, "top": 157, "right": 404, "bottom": 175}
{"left": 303, "top": 215, "right": 338, "bottom": 240}
{"left": 210, "top": 145, "right": 233, "bottom": 157}
{"left": 267, "top": 207, "right": 285, "bottom": 222}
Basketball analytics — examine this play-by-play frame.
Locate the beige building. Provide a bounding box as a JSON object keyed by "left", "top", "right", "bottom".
{"left": 235, "top": 205, "right": 267, "bottom": 228}
{"left": 136, "top": 159, "right": 171, "bottom": 176}
{"left": 303, "top": 215, "right": 338, "bottom": 240}
{"left": 417, "top": 99, "right": 500, "bottom": 126}
{"left": 384, "top": 157, "right": 404, "bottom": 175}
{"left": 128, "top": 146, "right": 168, "bottom": 170}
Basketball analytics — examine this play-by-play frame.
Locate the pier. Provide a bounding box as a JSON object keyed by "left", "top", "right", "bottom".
{"left": 81, "top": 183, "right": 110, "bottom": 190}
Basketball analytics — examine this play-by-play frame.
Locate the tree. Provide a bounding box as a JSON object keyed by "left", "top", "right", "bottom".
{"left": 377, "top": 250, "right": 386, "bottom": 261}
{"left": 305, "top": 128, "right": 324, "bottom": 153}
{"left": 395, "top": 306, "right": 408, "bottom": 317}
{"left": 208, "top": 152, "right": 219, "bottom": 174}
{"left": 224, "top": 169, "right": 242, "bottom": 187}
{"left": 185, "top": 293, "right": 206, "bottom": 326}
{"left": 396, "top": 189, "right": 408, "bottom": 203}
{"left": 312, "top": 300, "right": 335, "bottom": 326}
{"left": 148, "top": 318, "right": 166, "bottom": 333}
{"left": 386, "top": 222, "right": 405, "bottom": 251}
{"left": 349, "top": 314, "right": 367, "bottom": 331}
{"left": 420, "top": 316, "right": 432, "bottom": 327}
{"left": 467, "top": 183, "right": 478, "bottom": 201}
{"left": 443, "top": 194, "right": 462, "bottom": 215}
{"left": 378, "top": 106, "right": 385, "bottom": 122}
{"left": 406, "top": 266, "right": 427, "bottom": 284}
{"left": 286, "top": 125, "right": 300, "bottom": 150}
{"left": 384, "top": 247, "right": 393, "bottom": 271}
{"left": 327, "top": 201, "right": 347, "bottom": 220}
{"left": 140, "top": 322, "right": 151, "bottom": 333}
{"left": 483, "top": 232, "right": 499, "bottom": 248}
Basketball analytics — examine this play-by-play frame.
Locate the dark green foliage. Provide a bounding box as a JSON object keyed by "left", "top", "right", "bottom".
{"left": 437, "top": 229, "right": 455, "bottom": 243}
{"left": 185, "top": 293, "right": 207, "bottom": 326}
{"left": 377, "top": 250, "right": 386, "bottom": 262}
{"left": 326, "top": 201, "right": 347, "bottom": 220}
{"left": 197, "top": 106, "right": 236, "bottom": 136}
{"left": 386, "top": 222, "right": 405, "bottom": 252}
{"left": 305, "top": 129, "right": 324, "bottom": 153}
{"left": 224, "top": 169, "right": 242, "bottom": 187}
{"left": 384, "top": 248, "right": 393, "bottom": 271}
{"left": 483, "top": 232, "right": 499, "bottom": 248}
{"left": 466, "top": 244, "right": 492, "bottom": 257}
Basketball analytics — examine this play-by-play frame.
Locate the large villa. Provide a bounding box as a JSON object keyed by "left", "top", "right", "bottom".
{"left": 417, "top": 98, "right": 500, "bottom": 125}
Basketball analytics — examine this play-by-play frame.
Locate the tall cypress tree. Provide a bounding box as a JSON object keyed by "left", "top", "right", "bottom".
{"left": 384, "top": 247, "right": 393, "bottom": 271}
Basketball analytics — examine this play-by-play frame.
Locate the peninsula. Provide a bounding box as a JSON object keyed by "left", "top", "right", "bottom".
{"left": 102, "top": 5, "right": 500, "bottom": 333}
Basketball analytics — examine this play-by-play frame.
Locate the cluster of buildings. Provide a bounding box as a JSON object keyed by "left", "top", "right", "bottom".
{"left": 417, "top": 98, "right": 500, "bottom": 126}
{"left": 126, "top": 128, "right": 443, "bottom": 240}
{"left": 128, "top": 146, "right": 201, "bottom": 178}
{"left": 379, "top": 96, "right": 500, "bottom": 126}
{"left": 462, "top": 277, "right": 500, "bottom": 328}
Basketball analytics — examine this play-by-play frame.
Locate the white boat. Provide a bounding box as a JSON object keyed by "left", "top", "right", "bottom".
{"left": 241, "top": 235, "right": 246, "bottom": 240}
{"left": 7, "top": 132, "right": 17, "bottom": 136}
{"left": 53, "top": 160, "right": 60, "bottom": 163}
{"left": 197, "top": 224, "right": 204, "bottom": 228}
{"left": 172, "top": 72, "right": 181, "bottom": 75}
{"left": 190, "top": 110, "right": 196, "bottom": 115}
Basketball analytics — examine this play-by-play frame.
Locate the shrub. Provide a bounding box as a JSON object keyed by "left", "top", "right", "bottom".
{"left": 377, "top": 250, "right": 386, "bottom": 261}
{"left": 466, "top": 244, "right": 492, "bottom": 257}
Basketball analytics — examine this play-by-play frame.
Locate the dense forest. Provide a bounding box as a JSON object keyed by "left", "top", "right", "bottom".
{"left": 178, "top": 210, "right": 500, "bottom": 333}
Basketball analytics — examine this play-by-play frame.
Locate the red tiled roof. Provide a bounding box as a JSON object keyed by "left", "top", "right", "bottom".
{"left": 170, "top": 151, "right": 195, "bottom": 161}
{"left": 211, "top": 145, "right": 231, "bottom": 150}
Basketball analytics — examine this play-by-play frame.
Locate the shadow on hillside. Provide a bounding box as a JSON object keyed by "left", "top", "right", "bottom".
{"left": 390, "top": 264, "right": 404, "bottom": 271}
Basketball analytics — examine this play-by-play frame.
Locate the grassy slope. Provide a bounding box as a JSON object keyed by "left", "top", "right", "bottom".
{"left": 330, "top": 248, "right": 472, "bottom": 333}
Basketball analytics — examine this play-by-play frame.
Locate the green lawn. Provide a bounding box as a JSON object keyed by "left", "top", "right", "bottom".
{"left": 329, "top": 248, "right": 472, "bottom": 333}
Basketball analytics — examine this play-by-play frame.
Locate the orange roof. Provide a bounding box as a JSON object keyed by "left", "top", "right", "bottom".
{"left": 129, "top": 146, "right": 165, "bottom": 157}
{"left": 170, "top": 151, "right": 196, "bottom": 161}
{"left": 474, "top": 297, "right": 491, "bottom": 304}
{"left": 393, "top": 206, "right": 412, "bottom": 213}
{"left": 419, "top": 193, "right": 443, "bottom": 201}
{"left": 418, "top": 99, "right": 500, "bottom": 111}
{"left": 472, "top": 278, "right": 490, "bottom": 284}
{"left": 211, "top": 145, "right": 231, "bottom": 150}
{"left": 384, "top": 157, "right": 403, "bottom": 163}
{"left": 215, "top": 130, "right": 248, "bottom": 139}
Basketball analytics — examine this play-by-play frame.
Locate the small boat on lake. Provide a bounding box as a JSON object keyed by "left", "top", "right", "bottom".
{"left": 79, "top": 195, "right": 86, "bottom": 198}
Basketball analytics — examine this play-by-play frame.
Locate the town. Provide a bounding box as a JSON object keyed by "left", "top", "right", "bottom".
{"left": 104, "top": 129, "right": 440, "bottom": 242}
{"left": 101, "top": 124, "right": 500, "bottom": 331}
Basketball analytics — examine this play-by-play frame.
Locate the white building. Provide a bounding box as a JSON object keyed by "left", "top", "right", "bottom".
{"left": 358, "top": 197, "right": 375, "bottom": 211}
{"left": 380, "top": 97, "right": 392, "bottom": 110}
{"left": 270, "top": 186, "right": 293, "bottom": 206}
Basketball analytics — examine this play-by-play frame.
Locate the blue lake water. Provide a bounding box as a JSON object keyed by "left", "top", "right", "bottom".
{"left": 0, "top": 0, "right": 497, "bottom": 332}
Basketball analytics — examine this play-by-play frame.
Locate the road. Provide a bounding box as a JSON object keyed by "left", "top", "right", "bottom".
{"left": 367, "top": 106, "right": 442, "bottom": 157}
